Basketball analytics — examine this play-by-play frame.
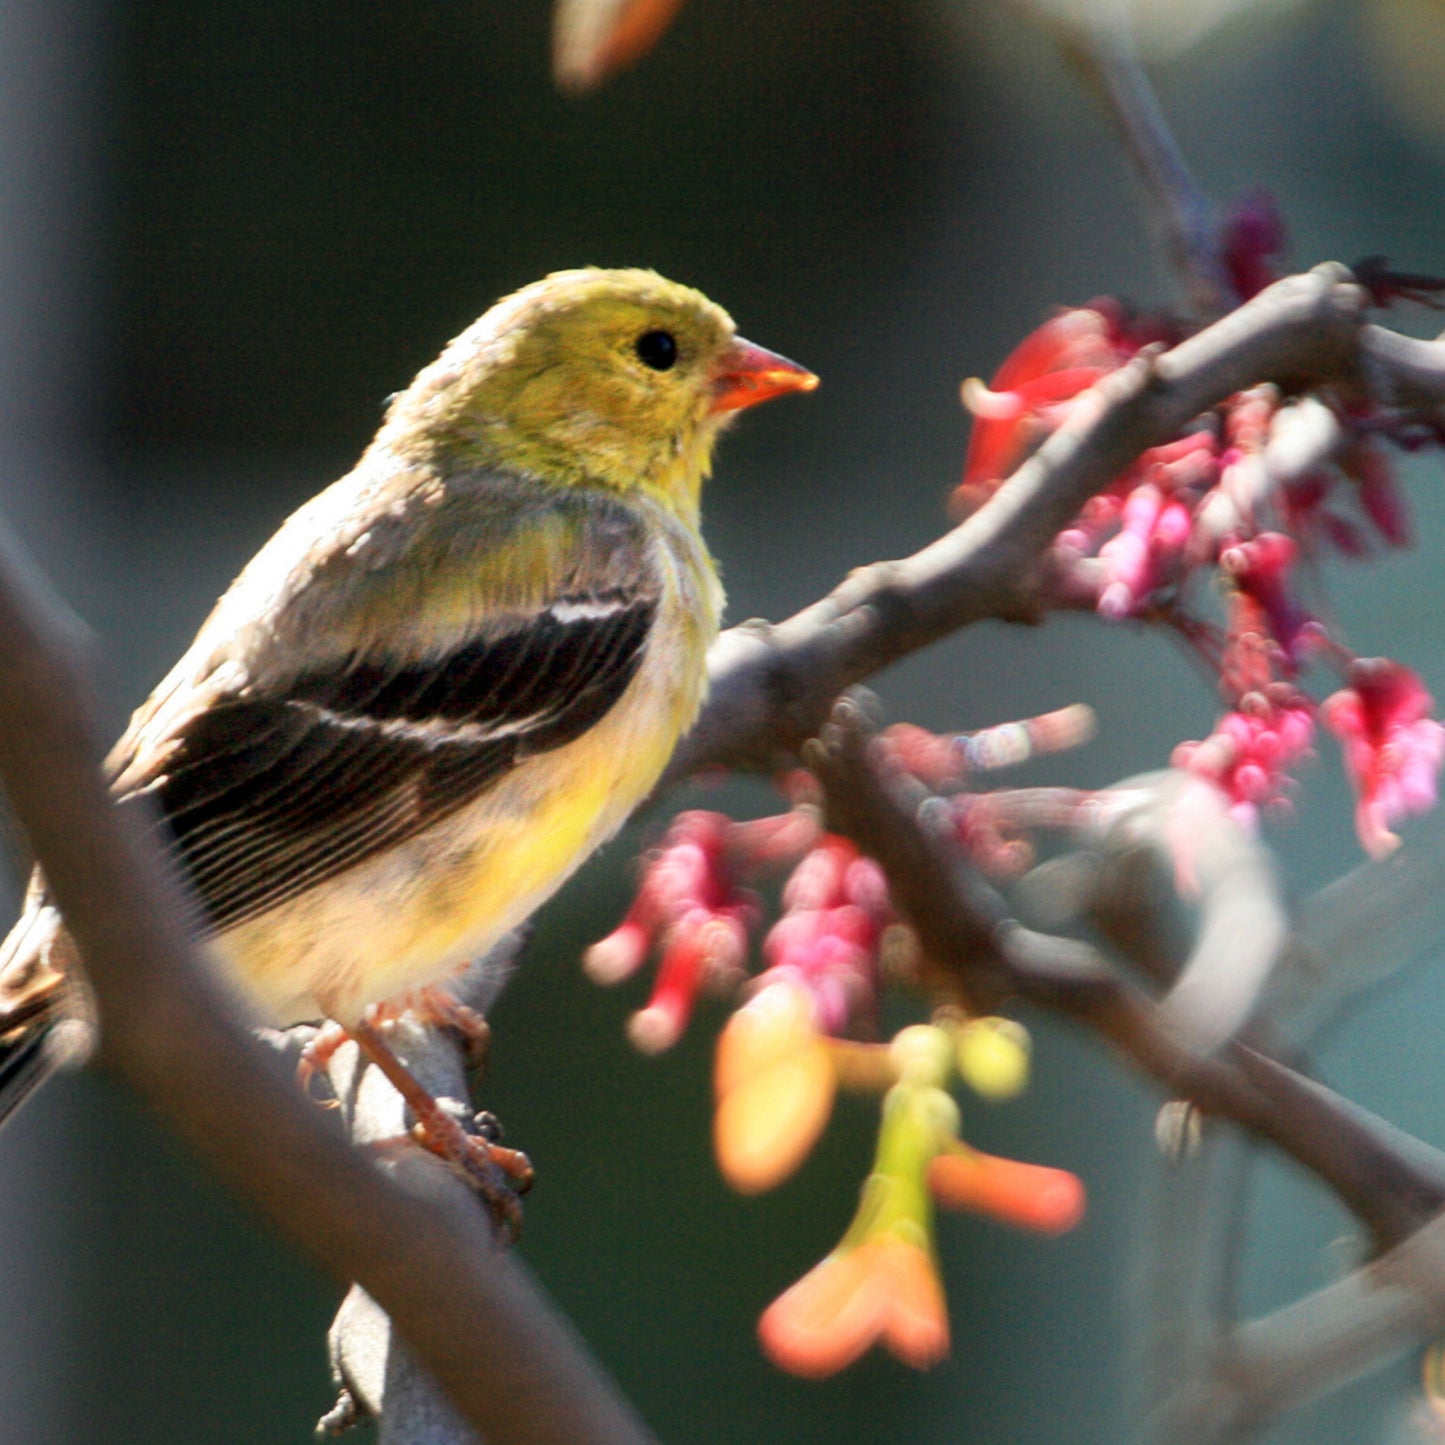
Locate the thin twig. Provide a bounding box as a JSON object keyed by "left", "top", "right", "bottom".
{"left": 1061, "top": 24, "right": 1229, "bottom": 317}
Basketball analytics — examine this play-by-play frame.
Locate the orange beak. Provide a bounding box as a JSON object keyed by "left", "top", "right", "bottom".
{"left": 710, "top": 336, "right": 819, "bottom": 414}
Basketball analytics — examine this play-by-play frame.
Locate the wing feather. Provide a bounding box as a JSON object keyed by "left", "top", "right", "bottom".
{"left": 110, "top": 480, "right": 665, "bottom": 936}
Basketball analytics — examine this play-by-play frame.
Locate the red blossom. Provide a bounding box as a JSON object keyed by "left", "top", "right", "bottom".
{"left": 1322, "top": 659, "right": 1445, "bottom": 857}
{"left": 1220, "top": 531, "right": 1319, "bottom": 665}
{"left": 759, "top": 837, "right": 891, "bottom": 1033}
{"left": 1341, "top": 440, "right": 1412, "bottom": 549}
{"left": 584, "top": 809, "right": 771, "bottom": 1050}
{"left": 587, "top": 806, "right": 897, "bottom": 1049}
{"left": 1173, "top": 688, "right": 1316, "bottom": 832}
{"left": 1096, "top": 481, "right": 1193, "bottom": 619}
{"left": 956, "top": 304, "right": 1137, "bottom": 514}
{"left": 1219, "top": 190, "right": 1287, "bottom": 302}
{"left": 881, "top": 706, "right": 1095, "bottom": 791}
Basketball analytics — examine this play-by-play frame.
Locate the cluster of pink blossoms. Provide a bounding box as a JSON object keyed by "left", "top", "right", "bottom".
{"left": 586, "top": 199, "right": 1445, "bottom": 1380}
{"left": 583, "top": 796, "right": 894, "bottom": 1049}
{"left": 586, "top": 720, "right": 1093, "bottom": 1377}
{"left": 957, "top": 202, "right": 1445, "bottom": 857}
{"left": 1323, "top": 658, "right": 1445, "bottom": 857}
{"left": 584, "top": 803, "right": 892, "bottom": 1059}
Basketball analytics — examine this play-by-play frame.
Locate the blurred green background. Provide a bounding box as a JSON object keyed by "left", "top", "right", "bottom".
{"left": 5, "top": 0, "right": 1445, "bottom": 1441}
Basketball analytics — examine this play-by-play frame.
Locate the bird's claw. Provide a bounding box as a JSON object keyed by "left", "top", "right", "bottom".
{"left": 409, "top": 1114, "right": 532, "bottom": 1236}
{"left": 297, "top": 1020, "right": 351, "bottom": 1103}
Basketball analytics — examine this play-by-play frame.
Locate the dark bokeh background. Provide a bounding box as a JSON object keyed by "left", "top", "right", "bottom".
{"left": 5, "top": 0, "right": 1445, "bottom": 1440}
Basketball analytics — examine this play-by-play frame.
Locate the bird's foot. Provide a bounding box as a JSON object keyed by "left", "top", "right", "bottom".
{"left": 376, "top": 985, "right": 493, "bottom": 1074}
{"left": 350, "top": 1016, "right": 533, "bottom": 1238}
{"left": 296, "top": 987, "right": 491, "bottom": 1096}
{"left": 296, "top": 1020, "right": 351, "bottom": 1102}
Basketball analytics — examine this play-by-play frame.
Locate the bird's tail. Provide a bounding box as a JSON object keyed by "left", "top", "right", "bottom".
{"left": 0, "top": 890, "right": 76, "bottom": 1129}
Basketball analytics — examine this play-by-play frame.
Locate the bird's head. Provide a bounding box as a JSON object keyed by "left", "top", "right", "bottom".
{"left": 375, "top": 268, "right": 817, "bottom": 521}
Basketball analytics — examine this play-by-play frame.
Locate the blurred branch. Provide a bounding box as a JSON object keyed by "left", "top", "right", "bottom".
{"left": 1068, "top": 772, "right": 1290, "bottom": 1055}
{"left": 1269, "top": 801, "right": 1445, "bottom": 1046}
{"left": 670, "top": 264, "right": 1372, "bottom": 783}
{"left": 1056, "top": 24, "right": 1229, "bottom": 317}
{"left": 1159, "top": 1206, "right": 1445, "bottom": 1441}
{"left": 1134, "top": 1123, "right": 1253, "bottom": 1444}
{"left": 0, "top": 517, "right": 658, "bottom": 1445}
{"left": 801, "top": 693, "right": 1445, "bottom": 1432}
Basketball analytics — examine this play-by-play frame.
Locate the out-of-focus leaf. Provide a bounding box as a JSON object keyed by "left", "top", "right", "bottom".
{"left": 553, "top": 0, "right": 688, "bottom": 93}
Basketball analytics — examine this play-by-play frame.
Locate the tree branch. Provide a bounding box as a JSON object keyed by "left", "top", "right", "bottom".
{"left": 669, "top": 265, "right": 1371, "bottom": 781}
{"left": 1058, "top": 24, "right": 1228, "bottom": 317}
{"left": 1159, "top": 1207, "right": 1445, "bottom": 1440}
{"left": 0, "top": 519, "right": 658, "bottom": 1445}
{"left": 803, "top": 694, "right": 1445, "bottom": 1252}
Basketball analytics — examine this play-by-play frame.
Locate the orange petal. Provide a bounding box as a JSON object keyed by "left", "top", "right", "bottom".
{"left": 928, "top": 1149, "right": 1086, "bottom": 1235}
{"left": 757, "top": 1248, "right": 888, "bottom": 1379}
{"left": 715, "top": 1049, "right": 834, "bottom": 1194}
{"left": 714, "top": 979, "right": 815, "bottom": 1098}
{"left": 553, "top": 0, "right": 689, "bottom": 94}
{"left": 877, "top": 1236, "right": 950, "bottom": 1370}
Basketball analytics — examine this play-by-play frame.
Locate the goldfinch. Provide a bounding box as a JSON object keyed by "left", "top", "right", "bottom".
{"left": 0, "top": 268, "right": 816, "bottom": 1187}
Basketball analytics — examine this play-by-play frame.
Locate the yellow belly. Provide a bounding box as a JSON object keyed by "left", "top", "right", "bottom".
{"left": 210, "top": 643, "right": 693, "bottom": 1026}
{"left": 209, "top": 492, "right": 721, "bottom": 1026}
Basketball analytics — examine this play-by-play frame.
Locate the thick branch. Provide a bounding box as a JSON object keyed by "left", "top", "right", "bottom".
{"left": 1161, "top": 1208, "right": 1445, "bottom": 1440}
{"left": 670, "top": 265, "right": 1370, "bottom": 780}
{"left": 0, "top": 522, "right": 657, "bottom": 1445}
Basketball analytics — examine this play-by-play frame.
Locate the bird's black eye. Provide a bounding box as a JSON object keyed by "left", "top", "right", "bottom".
{"left": 634, "top": 330, "right": 678, "bottom": 371}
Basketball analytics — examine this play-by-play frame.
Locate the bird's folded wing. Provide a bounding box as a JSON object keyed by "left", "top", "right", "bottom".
{"left": 108, "top": 486, "right": 661, "bottom": 936}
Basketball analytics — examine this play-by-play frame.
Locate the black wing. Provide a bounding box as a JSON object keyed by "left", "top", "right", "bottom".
{"left": 131, "top": 592, "right": 656, "bottom": 935}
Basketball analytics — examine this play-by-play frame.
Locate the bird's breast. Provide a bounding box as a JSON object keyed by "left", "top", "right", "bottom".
{"left": 213, "top": 529, "right": 720, "bottom": 1027}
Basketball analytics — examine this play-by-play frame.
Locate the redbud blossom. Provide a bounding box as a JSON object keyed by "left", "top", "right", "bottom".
{"left": 759, "top": 837, "right": 891, "bottom": 1034}
{"left": 1097, "top": 482, "right": 1192, "bottom": 619}
{"left": 957, "top": 304, "right": 1136, "bottom": 514}
{"left": 1173, "top": 690, "right": 1315, "bottom": 832}
{"left": 1219, "top": 190, "right": 1287, "bottom": 302}
{"left": 583, "top": 810, "right": 735, "bottom": 985}
{"left": 1220, "top": 532, "right": 1317, "bottom": 665}
{"left": 588, "top": 806, "right": 896, "bottom": 1050}
{"left": 714, "top": 978, "right": 836, "bottom": 1193}
{"left": 1191, "top": 387, "right": 1278, "bottom": 549}
{"left": 1322, "top": 659, "right": 1445, "bottom": 858}
{"left": 1282, "top": 470, "right": 1369, "bottom": 559}
{"left": 1217, "top": 593, "right": 1279, "bottom": 701}
{"left": 629, "top": 905, "right": 750, "bottom": 1054}
{"left": 1342, "top": 441, "right": 1412, "bottom": 549}
{"left": 587, "top": 808, "right": 811, "bottom": 1049}
{"left": 881, "top": 706, "right": 1096, "bottom": 791}
{"left": 927, "top": 1147, "right": 1086, "bottom": 1234}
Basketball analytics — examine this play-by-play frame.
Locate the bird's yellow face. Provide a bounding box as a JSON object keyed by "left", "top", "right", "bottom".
{"left": 378, "top": 268, "right": 816, "bottom": 521}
